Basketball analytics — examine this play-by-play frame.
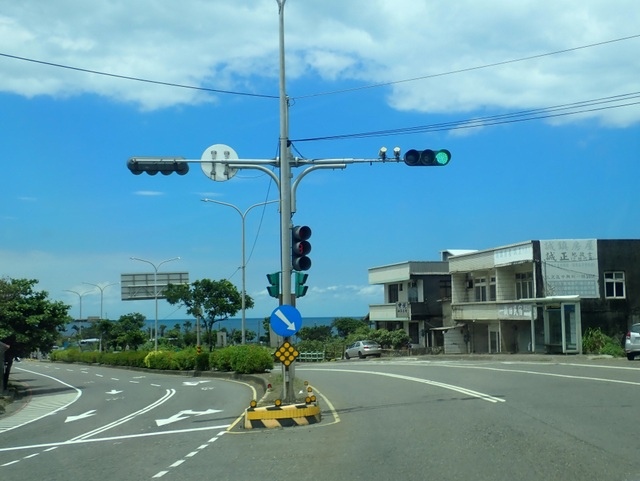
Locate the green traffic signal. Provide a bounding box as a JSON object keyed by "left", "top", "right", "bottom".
{"left": 266, "top": 272, "right": 280, "bottom": 298}
{"left": 403, "top": 149, "right": 451, "bottom": 166}
{"left": 295, "top": 272, "right": 308, "bottom": 298}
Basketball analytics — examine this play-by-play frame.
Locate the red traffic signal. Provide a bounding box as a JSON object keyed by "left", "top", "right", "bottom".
{"left": 292, "top": 225, "right": 312, "bottom": 271}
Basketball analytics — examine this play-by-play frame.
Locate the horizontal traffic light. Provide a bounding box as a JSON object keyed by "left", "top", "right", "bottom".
{"left": 403, "top": 149, "right": 451, "bottom": 167}
{"left": 127, "top": 158, "right": 190, "bottom": 175}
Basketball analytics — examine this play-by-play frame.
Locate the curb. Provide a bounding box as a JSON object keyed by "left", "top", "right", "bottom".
{"left": 244, "top": 402, "right": 321, "bottom": 429}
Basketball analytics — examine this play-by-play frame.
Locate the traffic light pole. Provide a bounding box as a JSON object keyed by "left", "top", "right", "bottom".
{"left": 277, "top": 0, "right": 297, "bottom": 403}
{"left": 127, "top": 0, "right": 451, "bottom": 404}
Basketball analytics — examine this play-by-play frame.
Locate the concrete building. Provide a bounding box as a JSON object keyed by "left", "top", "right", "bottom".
{"left": 368, "top": 239, "right": 640, "bottom": 355}
{"left": 367, "top": 251, "right": 474, "bottom": 349}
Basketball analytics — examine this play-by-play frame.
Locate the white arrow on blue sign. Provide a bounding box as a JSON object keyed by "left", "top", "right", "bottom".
{"left": 270, "top": 305, "right": 302, "bottom": 337}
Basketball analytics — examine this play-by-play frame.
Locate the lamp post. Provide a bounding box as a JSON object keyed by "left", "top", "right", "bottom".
{"left": 201, "top": 198, "right": 278, "bottom": 344}
{"left": 130, "top": 256, "right": 180, "bottom": 351}
{"left": 64, "top": 289, "right": 93, "bottom": 338}
{"left": 83, "top": 282, "right": 118, "bottom": 352}
{"left": 82, "top": 282, "right": 118, "bottom": 320}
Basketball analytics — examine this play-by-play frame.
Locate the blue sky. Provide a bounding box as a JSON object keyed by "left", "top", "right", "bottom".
{"left": 1, "top": 0, "right": 639, "bottom": 323}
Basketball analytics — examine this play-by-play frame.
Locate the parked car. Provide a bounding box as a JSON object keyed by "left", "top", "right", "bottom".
{"left": 624, "top": 323, "right": 640, "bottom": 360}
{"left": 344, "top": 340, "right": 382, "bottom": 359}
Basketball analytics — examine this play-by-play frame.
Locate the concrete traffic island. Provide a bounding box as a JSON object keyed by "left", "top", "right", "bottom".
{"left": 244, "top": 382, "right": 321, "bottom": 429}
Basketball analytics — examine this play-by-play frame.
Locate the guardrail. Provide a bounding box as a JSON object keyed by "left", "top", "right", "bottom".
{"left": 297, "top": 351, "right": 324, "bottom": 362}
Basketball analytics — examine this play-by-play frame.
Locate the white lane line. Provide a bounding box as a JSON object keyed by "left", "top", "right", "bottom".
{"left": 0, "top": 424, "right": 231, "bottom": 453}
{"left": 301, "top": 368, "right": 505, "bottom": 403}
{"left": 71, "top": 389, "right": 176, "bottom": 441}
{"left": 0, "top": 367, "right": 82, "bottom": 433}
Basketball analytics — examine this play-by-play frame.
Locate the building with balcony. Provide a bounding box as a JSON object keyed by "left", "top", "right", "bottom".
{"left": 449, "top": 239, "right": 640, "bottom": 355}
{"left": 367, "top": 252, "right": 472, "bottom": 349}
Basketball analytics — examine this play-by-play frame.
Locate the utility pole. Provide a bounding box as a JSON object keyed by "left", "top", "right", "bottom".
{"left": 127, "top": 0, "right": 451, "bottom": 404}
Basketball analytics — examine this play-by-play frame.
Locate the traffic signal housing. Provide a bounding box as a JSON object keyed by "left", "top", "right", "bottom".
{"left": 295, "top": 272, "right": 308, "bottom": 298}
{"left": 127, "top": 158, "right": 190, "bottom": 175}
{"left": 292, "top": 225, "right": 312, "bottom": 271}
{"left": 403, "top": 149, "right": 451, "bottom": 167}
{"left": 266, "top": 272, "right": 280, "bottom": 298}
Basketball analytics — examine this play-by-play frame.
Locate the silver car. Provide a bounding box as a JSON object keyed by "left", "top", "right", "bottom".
{"left": 344, "top": 340, "right": 382, "bottom": 359}
{"left": 625, "top": 323, "right": 640, "bottom": 360}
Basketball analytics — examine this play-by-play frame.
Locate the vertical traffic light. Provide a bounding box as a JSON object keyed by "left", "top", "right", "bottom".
{"left": 403, "top": 149, "right": 451, "bottom": 166}
{"left": 292, "top": 225, "right": 312, "bottom": 271}
{"left": 295, "top": 272, "right": 308, "bottom": 298}
{"left": 266, "top": 272, "right": 280, "bottom": 298}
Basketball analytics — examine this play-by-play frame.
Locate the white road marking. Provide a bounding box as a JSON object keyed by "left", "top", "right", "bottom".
{"left": 302, "top": 368, "right": 506, "bottom": 403}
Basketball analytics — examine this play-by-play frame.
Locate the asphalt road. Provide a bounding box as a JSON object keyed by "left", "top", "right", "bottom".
{"left": 2, "top": 356, "right": 640, "bottom": 481}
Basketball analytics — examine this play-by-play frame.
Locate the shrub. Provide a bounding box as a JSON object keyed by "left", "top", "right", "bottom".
{"left": 144, "top": 351, "right": 173, "bottom": 370}
{"left": 195, "top": 351, "right": 210, "bottom": 371}
{"left": 170, "top": 349, "right": 196, "bottom": 371}
{"left": 230, "top": 345, "right": 274, "bottom": 374}
{"left": 583, "top": 327, "right": 624, "bottom": 357}
{"left": 211, "top": 347, "right": 234, "bottom": 371}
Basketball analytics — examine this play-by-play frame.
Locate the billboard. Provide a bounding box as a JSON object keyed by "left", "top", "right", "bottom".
{"left": 120, "top": 272, "right": 189, "bottom": 300}
{"left": 539, "top": 239, "right": 598, "bottom": 298}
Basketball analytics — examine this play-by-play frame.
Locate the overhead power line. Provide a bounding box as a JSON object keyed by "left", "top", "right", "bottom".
{"left": 291, "top": 92, "right": 640, "bottom": 142}
{"left": 0, "top": 52, "right": 279, "bottom": 99}
{"left": 292, "top": 34, "right": 640, "bottom": 99}
{"left": 0, "top": 34, "right": 638, "bottom": 101}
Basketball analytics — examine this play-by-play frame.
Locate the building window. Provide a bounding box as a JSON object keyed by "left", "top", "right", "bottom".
{"left": 474, "top": 277, "right": 487, "bottom": 302}
{"left": 388, "top": 284, "right": 399, "bottom": 303}
{"left": 515, "top": 272, "right": 533, "bottom": 299}
{"left": 439, "top": 279, "right": 452, "bottom": 300}
{"left": 489, "top": 276, "right": 496, "bottom": 301}
{"left": 408, "top": 281, "right": 418, "bottom": 303}
{"left": 604, "top": 272, "right": 625, "bottom": 299}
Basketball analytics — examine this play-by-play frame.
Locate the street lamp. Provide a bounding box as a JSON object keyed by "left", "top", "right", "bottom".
{"left": 83, "top": 281, "right": 118, "bottom": 352}
{"left": 64, "top": 289, "right": 93, "bottom": 338}
{"left": 130, "top": 256, "right": 181, "bottom": 351}
{"left": 201, "top": 198, "right": 279, "bottom": 344}
{"left": 83, "top": 281, "right": 118, "bottom": 320}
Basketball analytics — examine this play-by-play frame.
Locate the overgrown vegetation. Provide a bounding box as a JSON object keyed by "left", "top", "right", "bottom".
{"left": 582, "top": 327, "right": 625, "bottom": 357}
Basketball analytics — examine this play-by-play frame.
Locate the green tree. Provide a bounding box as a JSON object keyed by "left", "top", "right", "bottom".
{"left": 0, "top": 277, "right": 71, "bottom": 387}
{"left": 165, "top": 279, "right": 252, "bottom": 351}
{"left": 111, "top": 313, "right": 147, "bottom": 350}
{"left": 332, "top": 317, "right": 369, "bottom": 338}
{"left": 298, "top": 325, "right": 332, "bottom": 341}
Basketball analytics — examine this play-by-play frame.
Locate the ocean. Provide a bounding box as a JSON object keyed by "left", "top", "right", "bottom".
{"left": 65, "top": 316, "right": 339, "bottom": 337}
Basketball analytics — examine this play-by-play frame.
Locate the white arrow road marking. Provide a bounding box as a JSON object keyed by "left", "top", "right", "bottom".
{"left": 70, "top": 389, "right": 176, "bottom": 441}
{"left": 182, "top": 380, "right": 211, "bottom": 386}
{"left": 155, "top": 409, "right": 223, "bottom": 427}
{"left": 65, "top": 410, "right": 97, "bottom": 423}
{"left": 106, "top": 390, "right": 123, "bottom": 395}
{"left": 275, "top": 308, "right": 296, "bottom": 331}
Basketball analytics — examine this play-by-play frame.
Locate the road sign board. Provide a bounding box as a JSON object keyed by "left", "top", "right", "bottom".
{"left": 270, "top": 305, "right": 302, "bottom": 337}
{"left": 200, "top": 143, "right": 239, "bottom": 182}
{"left": 274, "top": 341, "right": 299, "bottom": 366}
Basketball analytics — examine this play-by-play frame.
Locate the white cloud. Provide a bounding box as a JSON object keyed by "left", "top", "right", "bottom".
{"left": 134, "top": 191, "right": 164, "bottom": 196}
{"left": 1, "top": 1, "right": 638, "bottom": 122}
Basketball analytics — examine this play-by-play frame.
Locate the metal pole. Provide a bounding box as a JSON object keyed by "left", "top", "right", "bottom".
{"left": 83, "top": 282, "right": 117, "bottom": 320}
{"left": 130, "top": 257, "right": 180, "bottom": 351}
{"left": 276, "top": 0, "right": 296, "bottom": 403}
{"left": 64, "top": 289, "right": 92, "bottom": 338}
{"left": 201, "top": 199, "right": 278, "bottom": 344}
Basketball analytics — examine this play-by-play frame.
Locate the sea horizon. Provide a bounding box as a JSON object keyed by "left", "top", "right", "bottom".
{"left": 64, "top": 315, "right": 360, "bottom": 337}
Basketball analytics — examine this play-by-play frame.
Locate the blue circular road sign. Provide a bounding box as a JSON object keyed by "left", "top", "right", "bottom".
{"left": 270, "top": 305, "right": 302, "bottom": 337}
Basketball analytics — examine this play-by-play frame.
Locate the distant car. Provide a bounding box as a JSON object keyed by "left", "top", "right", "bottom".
{"left": 344, "top": 340, "right": 382, "bottom": 359}
{"left": 624, "top": 323, "right": 640, "bottom": 360}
